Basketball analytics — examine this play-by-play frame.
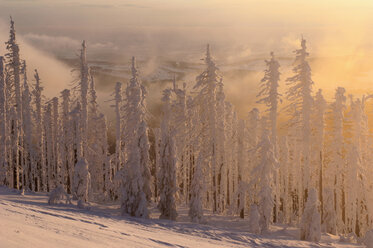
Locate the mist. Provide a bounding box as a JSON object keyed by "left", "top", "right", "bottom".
{"left": 1, "top": 0, "right": 373, "bottom": 118}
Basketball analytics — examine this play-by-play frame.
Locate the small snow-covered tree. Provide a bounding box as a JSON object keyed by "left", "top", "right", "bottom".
{"left": 48, "top": 185, "right": 71, "bottom": 205}
{"left": 300, "top": 188, "right": 321, "bottom": 242}
{"left": 73, "top": 158, "right": 91, "bottom": 208}
{"left": 250, "top": 130, "right": 277, "bottom": 233}
{"left": 248, "top": 204, "right": 261, "bottom": 234}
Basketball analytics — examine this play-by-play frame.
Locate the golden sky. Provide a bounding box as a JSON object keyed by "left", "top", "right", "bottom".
{"left": 1, "top": 0, "right": 373, "bottom": 115}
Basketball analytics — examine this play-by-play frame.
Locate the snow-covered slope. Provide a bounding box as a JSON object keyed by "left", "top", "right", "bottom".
{"left": 0, "top": 187, "right": 363, "bottom": 248}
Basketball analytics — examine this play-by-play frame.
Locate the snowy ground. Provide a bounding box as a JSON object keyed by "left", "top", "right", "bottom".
{"left": 0, "top": 187, "right": 364, "bottom": 248}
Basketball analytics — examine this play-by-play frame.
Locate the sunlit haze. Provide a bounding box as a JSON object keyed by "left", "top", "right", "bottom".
{"left": 1, "top": 0, "right": 373, "bottom": 117}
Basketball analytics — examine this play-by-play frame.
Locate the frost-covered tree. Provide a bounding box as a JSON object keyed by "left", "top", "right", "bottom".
{"left": 79, "top": 41, "right": 89, "bottom": 158}
{"left": 300, "top": 188, "right": 321, "bottom": 242}
{"left": 5, "top": 17, "right": 22, "bottom": 190}
{"left": 323, "top": 188, "right": 337, "bottom": 234}
{"left": 0, "top": 57, "right": 7, "bottom": 185}
{"left": 157, "top": 89, "right": 178, "bottom": 220}
{"left": 60, "top": 89, "right": 73, "bottom": 193}
{"left": 87, "top": 74, "right": 102, "bottom": 193}
{"left": 327, "top": 87, "right": 346, "bottom": 233}
{"left": 33, "top": 70, "right": 45, "bottom": 191}
{"left": 193, "top": 45, "right": 224, "bottom": 212}
{"left": 286, "top": 38, "right": 314, "bottom": 203}
{"left": 21, "top": 61, "right": 34, "bottom": 190}
{"left": 248, "top": 204, "right": 261, "bottom": 234}
{"left": 344, "top": 96, "right": 371, "bottom": 237}
{"left": 257, "top": 51, "right": 281, "bottom": 221}
{"left": 257, "top": 52, "right": 281, "bottom": 154}
{"left": 246, "top": 108, "right": 260, "bottom": 210}
{"left": 51, "top": 97, "right": 59, "bottom": 187}
{"left": 114, "top": 82, "right": 122, "bottom": 174}
{"left": 73, "top": 158, "right": 91, "bottom": 208}
{"left": 311, "top": 89, "right": 326, "bottom": 212}
{"left": 120, "top": 57, "right": 150, "bottom": 218}
{"left": 250, "top": 130, "right": 277, "bottom": 233}
{"left": 44, "top": 103, "right": 53, "bottom": 190}
{"left": 189, "top": 150, "right": 205, "bottom": 223}
{"left": 237, "top": 119, "right": 247, "bottom": 218}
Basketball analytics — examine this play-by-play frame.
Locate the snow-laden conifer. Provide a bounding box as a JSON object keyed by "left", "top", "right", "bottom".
{"left": 0, "top": 57, "right": 7, "bottom": 186}
{"left": 120, "top": 57, "right": 150, "bottom": 218}
{"left": 73, "top": 158, "right": 91, "bottom": 208}
{"left": 300, "top": 188, "right": 321, "bottom": 242}
{"left": 157, "top": 89, "right": 178, "bottom": 220}
{"left": 250, "top": 130, "right": 277, "bottom": 233}
{"left": 286, "top": 38, "right": 314, "bottom": 202}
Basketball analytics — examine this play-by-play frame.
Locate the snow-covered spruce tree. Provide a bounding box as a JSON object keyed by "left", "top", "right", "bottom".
{"left": 285, "top": 38, "right": 314, "bottom": 206}
{"left": 248, "top": 204, "right": 261, "bottom": 234}
{"left": 286, "top": 106, "right": 303, "bottom": 221}
{"left": 193, "top": 44, "right": 224, "bottom": 212}
{"left": 237, "top": 119, "right": 247, "bottom": 218}
{"left": 257, "top": 51, "right": 281, "bottom": 221}
{"left": 79, "top": 41, "right": 89, "bottom": 158}
{"left": 246, "top": 108, "right": 260, "bottom": 210}
{"left": 33, "top": 70, "right": 46, "bottom": 191}
{"left": 257, "top": 52, "right": 281, "bottom": 154}
{"left": 21, "top": 61, "right": 34, "bottom": 190}
{"left": 344, "top": 96, "right": 371, "bottom": 237}
{"left": 51, "top": 97, "right": 60, "bottom": 187}
{"left": 189, "top": 149, "right": 205, "bottom": 223}
{"left": 114, "top": 82, "right": 122, "bottom": 174}
{"left": 300, "top": 188, "right": 321, "bottom": 242}
{"left": 87, "top": 74, "right": 102, "bottom": 193}
{"left": 96, "top": 113, "right": 111, "bottom": 195}
{"left": 322, "top": 187, "right": 337, "bottom": 234}
{"left": 5, "top": 17, "right": 22, "bottom": 190}
{"left": 60, "top": 89, "right": 73, "bottom": 193}
{"left": 355, "top": 96, "right": 371, "bottom": 237}
{"left": 0, "top": 57, "right": 7, "bottom": 185}
{"left": 229, "top": 110, "right": 239, "bottom": 215}
{"left": 329, "top": 87, "right": 346, "bottom": 233}
{"left": 169, "top": 78, "right": 188, "bottom": 204}
{"left": 278, "top": 136, "right": 290, "bottom": 223}
{"left": 120, "top": 57, "right": 150, "bottom": 218}
{"left": 224, "top": 102, "right": 234, "bottom": 209}
{"left": 250, "top": 129, "right": 278, "bottom": 233}
{"left": 311, "top": 89, "right": 326, "bottom": 215}
{"left": 44, "top": 103, "right": 53, "bottom": 191}
{"left": 73, "top": 158, "right": 91, "bottom": 208}
{"left": 157, "top": 89, "right": 178, "bottom": 220}
{"left": 215, "top": 83, "right": 226, "bottom": 213}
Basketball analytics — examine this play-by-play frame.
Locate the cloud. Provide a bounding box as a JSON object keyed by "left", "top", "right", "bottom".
{"left": 22, "top": 33, "right": 119, "bottom": 59}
